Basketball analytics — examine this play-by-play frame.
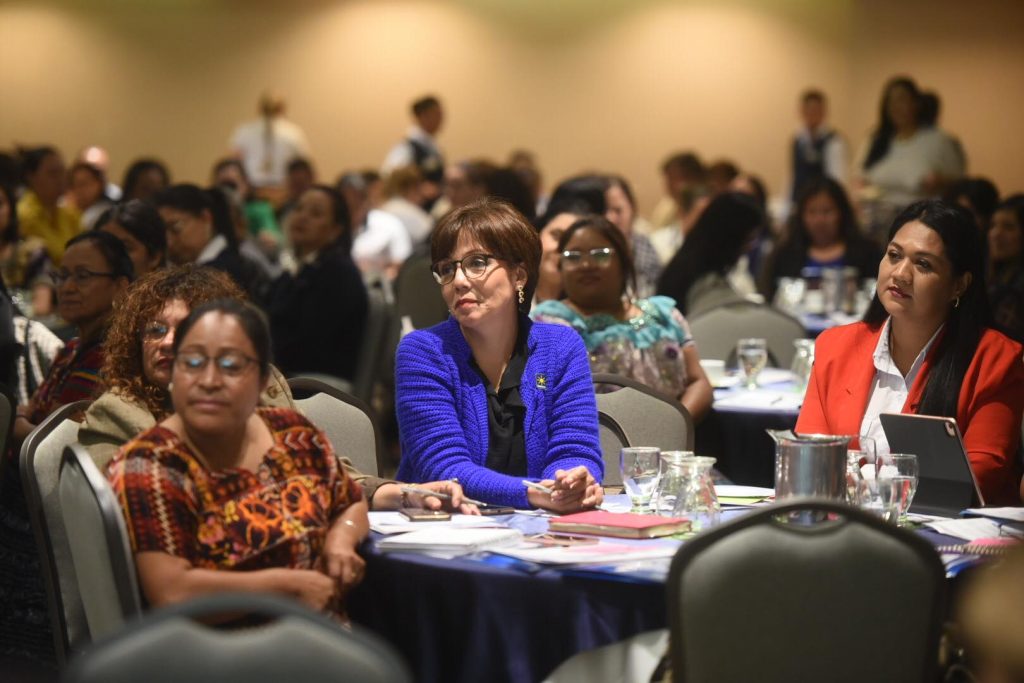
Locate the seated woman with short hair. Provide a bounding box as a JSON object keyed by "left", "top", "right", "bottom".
{"left": 395, "top": 199, "right": 603, "bottom": 511}
{"left": 797, "top": 200, "right": 1024, "bottom": 504}
{"left": 108, "top": 299, "right": 368, "bottom": 612}
{"left": 532, "top": 215, "right": 712, "bottom": 422}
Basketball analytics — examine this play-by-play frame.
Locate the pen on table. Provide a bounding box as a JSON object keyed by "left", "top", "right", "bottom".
{"left": 522, "top": 480, "right": 554, "bottom": 495}
{"left": 399, "top": 485, "right": 489, "bottom": 508}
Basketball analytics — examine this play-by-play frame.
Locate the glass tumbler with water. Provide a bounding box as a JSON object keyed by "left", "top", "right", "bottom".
{"left": 878, "top": 453, "right": 919, "bottom": 525}
{"left": 670, "top": 455, "right": 720, "bottom": 533}
{"left": 737, "top": 338, "right": 768, "bottom": 390}
{"left": 652, "top": 450, "right": 694, "bottom": 516}
{"left": 620, "top": 447, "right": 661, "bottom": 511}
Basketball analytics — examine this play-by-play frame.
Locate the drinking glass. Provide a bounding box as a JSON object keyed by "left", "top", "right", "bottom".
{"left": 620, "top": 447, "right": 661, "bottom": 511}
{"left": 736, "top": 338, "right": 768, "bottom": 390}
{"left": 856, "top": 477, "right": 900, "bottom": 524}
{"left": 878, "top": 453, "right": 919, "bottom": 525}
{"left": 846, "top": 435, "right": 875, "bottom": 503}
{"left": 652, "top": 450, "right": 693, "bottom": 516}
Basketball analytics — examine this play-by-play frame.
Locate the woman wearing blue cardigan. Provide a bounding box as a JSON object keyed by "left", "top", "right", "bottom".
{"left": 395, "top": 199, "right": 604, "bottom": 510}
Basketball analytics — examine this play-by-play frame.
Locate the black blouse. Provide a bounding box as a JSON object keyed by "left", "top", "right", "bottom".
{"left": 471, "top": 319, "right": 530, "bottom": 477}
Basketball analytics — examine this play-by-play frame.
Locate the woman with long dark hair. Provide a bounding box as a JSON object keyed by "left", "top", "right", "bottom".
{"left": 797, "top": 200, "right": 1024, "bottom": 504}
{"left": 987, "top": 195, "right": 1024, "bottom": 341}
{"left": 855, "top": 77, "right": 963, "bottom": 236}
{"left": 656, "top": 192, "right": 764, "bottom": 317}
{"left": 760, "top": 177, "right": 882, "bottom": 301}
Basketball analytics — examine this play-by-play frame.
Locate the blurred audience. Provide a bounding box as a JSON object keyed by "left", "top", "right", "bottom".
{"left": 68, "top": 161, "right": 113, "bottom": 230}
{"left": 789, "top": 88, "right": 847, "bottom": 203}
{"left": 380, "top": 165, "right": 433, "bottom": 245}
{"left": 945, "top": 177, "right": 1000, "bottom": 233}
{"left": 383, "top": 94, "right": 446, "bottom": 209}
{"left": 95, "top": 199, "right": 168, "bottom": 278}
{"left": 988, "top": 195, "right": 1024, "bottom": 341}
{"left": 120, "top": 157, "right": 170, "bottom": 203}
{"left": 212, "top": 157, "right": 282, "bottom": 252}
{"left": 16, "top": 146, "right": 79, "bottom": 266}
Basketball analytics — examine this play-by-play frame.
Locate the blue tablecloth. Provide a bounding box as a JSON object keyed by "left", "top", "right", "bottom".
{"left": 348, "top": 502, "right": 984, "bottom": 683}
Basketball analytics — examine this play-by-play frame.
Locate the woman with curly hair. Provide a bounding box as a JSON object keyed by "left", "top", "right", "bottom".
{"left": 79, "top": 265, "right": 293, "bottom": 469}
{"left": 80, "top": 264, "right": 472, "bottom": 512}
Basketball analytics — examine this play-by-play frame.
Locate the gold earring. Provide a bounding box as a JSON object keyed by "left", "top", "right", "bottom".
{"left": 954, "top": 297, "right": 960, "bottom": 309}
{"left": 517, "top": 285, "right": 525, "bottom": 305}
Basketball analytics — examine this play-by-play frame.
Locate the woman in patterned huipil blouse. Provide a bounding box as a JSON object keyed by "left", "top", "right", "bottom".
{"left": 532, "top": 215, "right": 713, "bottom": 422}
{"left": 107, "top": 299, "right": 368, "bottom": 614}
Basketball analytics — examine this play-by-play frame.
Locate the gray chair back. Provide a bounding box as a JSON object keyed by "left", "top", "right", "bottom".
{"left": 58, "top": 444, "right": 142, "bottom": 645}
{"left": 65, "top": 593, "right": 412, "bottom": 683}
{"left": 0, "top": 381, "right": 15, "bottom": 459}
{"left": 688, "top": 302, "right": 806, "bottom": 368}
{"left": 289, "top": 376, "right": 382, "bottom": 477}
{"left": 668, "top": 499, "right": 945, "bottom": 683}
{"left": 393, "top": 254, "right": 448, "bottom": 331}
{"left": 593, "top": 373, "right": 694, "bottom": 486}
{"left": 350, "top": 287, "right": 392, "bottom": 404}
{"left": 19, "top": 400, "right": 88, "bottom": 665}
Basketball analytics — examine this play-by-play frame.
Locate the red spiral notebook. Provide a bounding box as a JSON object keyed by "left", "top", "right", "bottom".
{"left": 548, "top": 511, "right": 690, "bottom": 539}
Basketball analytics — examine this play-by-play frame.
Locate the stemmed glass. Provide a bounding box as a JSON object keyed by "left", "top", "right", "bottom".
{"left": 620, "top": 447, "right": 661, "bottom": 512}
{"left": 879, "top": 453, "right": 919, "bottom": 526}
{"left": 736, "top": 338, "right": 768, "bottom": 390}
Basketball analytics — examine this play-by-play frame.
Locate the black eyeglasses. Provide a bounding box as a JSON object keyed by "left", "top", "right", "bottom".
{"left": 431, "top": 252, "right": 500, "bottom": 285}
{"left": 50, "top": 268, "right": 118, "bottom": 286}
{"left": 174, "top": 350, "right": 258, "bottom": 378}
{"left": 560, "top": 247, "right": 615, "bottom": 268}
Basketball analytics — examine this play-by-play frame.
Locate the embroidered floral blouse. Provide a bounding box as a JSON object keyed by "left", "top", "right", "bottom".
{"left": 532, "top": 295, "right": 694, "bottom": 399}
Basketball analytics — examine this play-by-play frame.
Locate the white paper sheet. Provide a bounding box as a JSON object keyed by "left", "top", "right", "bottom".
{"left": 495, "top": 541, "right": 679, "bottom": 566}
{"left": 963, "top": 507, "right": 1024, "bottom": 523}
{"left": 715, "top": 485, "right": 775, "bottom": 498}
{"left": 924, "top": 517, "right": 1003, "bottom": 541}
{"left": 369, "top": 511, "right": 510, "bottom": 535}
{"left": 713, "top": 389, "right": 803, "bottom": 412}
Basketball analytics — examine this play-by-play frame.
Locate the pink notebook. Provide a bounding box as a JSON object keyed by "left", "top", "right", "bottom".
{"left": 548, "top": 511, "right": 690, "bottom": 539}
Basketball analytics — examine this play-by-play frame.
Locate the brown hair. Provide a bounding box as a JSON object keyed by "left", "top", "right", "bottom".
{"left": 431, "top": 198, "right": 541, "bottom": 313}
{"left": 101, "top": 265, "right": 245, "bottom": 418}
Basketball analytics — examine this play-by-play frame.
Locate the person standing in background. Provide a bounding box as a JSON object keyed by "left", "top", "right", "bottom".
{"left": 382, "top": 95, "right": 445, "bottom": 210}
{"left": 230, "top": 91, "right": 310, "bottom": 190}
{"left": 789, "top": 89, "right": 847, "bottom": 204}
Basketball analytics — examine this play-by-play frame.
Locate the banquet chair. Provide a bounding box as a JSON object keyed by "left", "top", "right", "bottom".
{"left": 688, "top": 302, "right": 806, "bottom": 368}
{"left": 668, "top": 499, "right": 946, "bottom": 683}
{"left": 58, "top": 444, "right": 143, "bottom": 647}
{"left": 64, "top": 592, "right": 412, "bottom": 683}
{"left": 350, "top": 286, "right": 392, "bottom": 404}
{"left": 593, "top": 373, "right": 694, "bottom": 486}
{"left": 393, "top": 254, "right": 448, "bottom": 331}
{"left": 289, "top": 376, "right": 382, "bottom": 477}
{"left": 19, "top": 400, "right": 90, "bottom": 665}
{"left": 0, "top": 381, "right": 15, "bottom": 463}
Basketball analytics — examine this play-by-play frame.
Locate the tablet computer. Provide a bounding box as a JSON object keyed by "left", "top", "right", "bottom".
{"left": 879, "top": 413, "right": 984, "bottom": 517}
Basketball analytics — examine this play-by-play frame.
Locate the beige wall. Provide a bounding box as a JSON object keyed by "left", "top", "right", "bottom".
{"left": 1, "top": 0, "right": 1022, "bottom": 214}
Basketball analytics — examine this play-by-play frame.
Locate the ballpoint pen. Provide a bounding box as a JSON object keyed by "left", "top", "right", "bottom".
{"left": 521, "top": 480, "right": 554, "bottom": 495}
{"left": 399, "top": 485, "right": 490, "bottom": 508}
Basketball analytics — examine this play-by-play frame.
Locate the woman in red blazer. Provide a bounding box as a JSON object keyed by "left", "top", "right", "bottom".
{"left": 797, "top": 200, "right": 1024, "bottom": 505}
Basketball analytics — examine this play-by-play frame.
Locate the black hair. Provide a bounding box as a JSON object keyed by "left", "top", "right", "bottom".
{"left": 656, "top": 192, "right": 764, "bottom": 315}
{"left": 172, "top": 298, "right": 271, "bottom": 381}
{"left": 121, "top": 158, "right": 170, "bottom": 201}
{"left": 18, "top": 146, "right": 58, "bottom": 182}
{"left": 309, "top": 184, "right": 352, "bottom": 250}
{"left": 944, "top": 178, "right": 1000, "bottom": 228}
{"left": 64, "top": 230, "right": 135, "bottom": 282}
{"left": 484, "top": 167, "right": 536, "bottom": 223}
{"left": 206, "top": 185, "right": 241, "bottom": 248}
{"left": 992, "top": 195, "right": 1024, "bottom": 269}
{"left": 547, "top": 174, "right": 608, "bottom": 215}
{"left": 0, "top": 183, "right": 19, "bottom": 245}
{"left": 68, "top": 161, "right": 107, "bottom": 189}
{"left": 287, "top": 157, "right": 314, "bottom": 175}
{"left": 153, "top": 183, "right": 238, "bottom": 248}
{"left": 864, "top": 200, "right": 990, "bottom": 418}
{"left": 606, "top": 175, "right": 637, "bottom": 210}
{"left": 801, "top": 89, "right": 825, "bottom": 105}
{"left": 412, "top": 95, "right": 441, "bottom": 117}
{"left": 212, "top": 158, "right": 251, "bottom": 199}
{"left": 661, "top": 152, "right": 705, "bottom": 180}
{"left": 786, "top": 176, "right": 861, "bottom": 251}
{"left": 919, "top": 91, "right": 940, "bottom": 128}
{"left": 95, "top": 199, "right": 168, "bottom": 263}
{"left": 863, "top": 76, "right": 920, "bottom": 170}
{"left": 556, "top": 214, "right": 636, "bottom": 297}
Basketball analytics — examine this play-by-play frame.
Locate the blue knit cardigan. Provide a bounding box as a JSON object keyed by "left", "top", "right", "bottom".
{"left": 395, "top": 317, "right": 603, "bottom": 508}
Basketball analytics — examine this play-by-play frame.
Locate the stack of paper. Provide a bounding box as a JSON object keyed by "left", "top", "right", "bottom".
{"left": 368, "top": 511, "right": 507, "bottom": 535}
{"left": 376, "top": 527, "right": 523, "bottom": 555}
